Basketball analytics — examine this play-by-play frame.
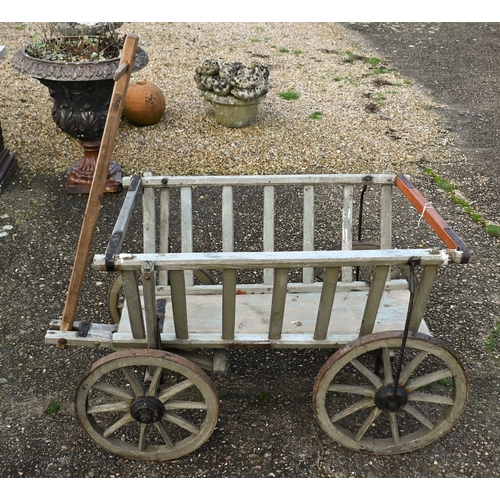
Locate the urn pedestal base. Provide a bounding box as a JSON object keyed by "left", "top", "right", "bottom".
{"left": 0, "top": 121, "right": 18, "bottom": 193}
{"left": 66, "top": 140, "right": 122, "bottom": 195}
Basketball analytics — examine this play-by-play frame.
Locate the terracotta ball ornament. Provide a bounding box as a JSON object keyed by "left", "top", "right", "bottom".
{"left": 123, "top": 80, "right": 166, "bottom": 126}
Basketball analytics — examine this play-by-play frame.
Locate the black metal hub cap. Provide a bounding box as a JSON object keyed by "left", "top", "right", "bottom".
{"left": 130, "top": 396, "right": 164, "bottom": 424}
{"left": 374, "top": 385, "right": 408, "bottom": 412}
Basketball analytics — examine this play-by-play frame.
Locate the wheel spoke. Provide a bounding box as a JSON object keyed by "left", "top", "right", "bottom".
{"left": 87, "top": 401, "right": 131, "bottom": 414}
{"left": 405, "top": 368, "right": 453, "bottom": 392}
{"left": 138, "top": 423, "right": 147, "bottom": 451}
{"left": 164, "top": 401, "right": 208, "bottom": 410}
{"left": 163, "top": 411, "right": 200, "bottom": 435}
{"left": 408, "top": 392, "right": 454, "bottom": 405}
{"left": 147, "top": 366, "right": 163, "bottom": 396}
{"left": 399, "top": 350, "right": 428, "bottom": 386}
{"left": 355, "top": 407, "right": 382, "bottom": 441}
{"left": 153, "top": 421, "right": 174, "bottom": 449}
{"left": 389, "top": 412, "right": 400, "bottom": 444}
{"left": 350, "top": 359, "right": 383, "bottom": 389}
{"left": 102, "top": 412, "right": 135, "bottom": 438}
{"left": 403, "top": 402, "right": 435, "bottom": 430}
{"left": 92, "top": 382, "right": 134, "bottom": 400}
{"left": 121, "top": 367, "right": 145, "bottom": 396}
{"left": 158, "top": 378, "right": 194, "bottom": 403}
{"left": 330, "top": 397, "right": 375, "bottom": 423}
{"left": 382, "top": 347, "right": 394, "bottom": 385}
{"left": 328, "top": 383, "right": 376, "bottom": 396}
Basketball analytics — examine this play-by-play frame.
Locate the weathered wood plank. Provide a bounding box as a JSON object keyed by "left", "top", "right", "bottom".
{"left": 142, "top": 176, "right": 156, "bottom": 254}
{"left": 359, "top": 265, "right": 391, "bottom": 336}
{"left": 121, "top": 270, "right": 145, "bottom": 339}
{"left": 142, "top": 261, "right": 159, "bottom": 349}
{"left": 263, "top": 185, "right": 274, "bottom": 285}
{"left": 222, "top": 269, "right": 236, "bottom": 340}
{"left": 126, "top": 173, "right": 396, "bottom": 188}
{"left": 169, "top": 269, "right": 189, "bottom": 339}
{"left": 180, "top": 186, "right": 193, "bottom": 287}
{"left": 159, "top": 187, "right": 170, "bottom": 285}
{"left": 269, "top": 268, "right": 289, "bottom": 339}
{"left": 342, "top": 184, "right": 354, "bottom": 282}
{"left": 314, "top": 267, "right": 340, "bottom": 340}
{"left": 303, "top": 185, "right": 315, "bottom": 283}
{"left": 222, "top": 185, "right": 234, "bottom": 252}
{"left": 94, "top": 249, "right": 448, "bottom": 271}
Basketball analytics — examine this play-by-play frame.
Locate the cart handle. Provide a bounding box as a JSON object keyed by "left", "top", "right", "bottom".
{"left": 396, "top": 174, "right": 470, "bottom": 264}
{"left": 105, "top": 175, "right": 142, "bottom": 271}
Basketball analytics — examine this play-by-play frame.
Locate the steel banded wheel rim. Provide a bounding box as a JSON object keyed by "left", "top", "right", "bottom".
{"left": 313, "top": 331, "right": 468, "bottom": 455}
{"left": 75, "top": 349, "right": 219, "bottom": 461}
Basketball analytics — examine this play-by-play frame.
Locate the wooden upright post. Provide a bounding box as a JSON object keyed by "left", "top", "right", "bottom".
{"left": 60, "top": 35, "right": 139, "bottom": 331}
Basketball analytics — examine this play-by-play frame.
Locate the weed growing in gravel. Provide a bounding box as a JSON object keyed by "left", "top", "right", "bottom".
{"left": 279, "top": 90, "right": 300, "bottom": 100}
{"left": 44, "top": 402, "right": 60, "bottom": 415}
{"left": 486, "top": 323, "right": 500, "bottom": 353}
{"left": 309, "top": 111, "right": 323, "bottom": 119}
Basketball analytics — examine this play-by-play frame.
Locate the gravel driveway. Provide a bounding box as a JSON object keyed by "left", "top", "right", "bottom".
{"left": 0, "top": 22, "right": 499, "bottom": 478}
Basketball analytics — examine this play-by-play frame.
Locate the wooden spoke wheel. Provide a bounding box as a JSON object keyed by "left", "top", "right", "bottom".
{"left": 313, "top": 331, "right": 468, "bottom": 455}
{"left": 75, "top": 349, "right": 219, "bottom": 461}
{"left": 108, "top": 270, "right": 217, "bottom": 324}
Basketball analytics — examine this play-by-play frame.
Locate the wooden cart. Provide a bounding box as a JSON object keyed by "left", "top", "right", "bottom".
{"left": 47, "top": 171, "right": 469, "bottom": 460}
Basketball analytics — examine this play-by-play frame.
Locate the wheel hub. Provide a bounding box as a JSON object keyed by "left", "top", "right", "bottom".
{"left": 130, "top": 396, "right": 164, "bottom": 424}
{"left": 375, "top": 385, "right": 408, "bottom": 412}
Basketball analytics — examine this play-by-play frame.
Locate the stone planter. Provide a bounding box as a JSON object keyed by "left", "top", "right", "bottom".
{"left": 11, "top": 40, "right": 148, "bottom": 194}
{"left": 203, "top": 91, "right": 265, "bottom": 128}
{"left": 195, "top": 60, "right": 269, "bottom": 129}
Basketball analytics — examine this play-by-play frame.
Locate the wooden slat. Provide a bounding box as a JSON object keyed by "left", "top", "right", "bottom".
{"left": 314, "top": 267, "right": 340, "bottom": 340}
{"left": 359, "top": 265, "right": 391, "bottom": 336}
{"left": 141, "top": 261, "right": 159, "bottom": 349}
{"left": 94, "top": 248, "right": 449, "bottom": 271}
{"left": 142, "top": 173, "right": 156, "bottom": 253}
{"left": 380, "top": 181, "right": 392, "bottom": 249}
{"left": 121, "top": 270, "right": 145, "bottom": 339}
{"left": 409, "top": 265, "right": 439, "bottom": 332}
{"left": 159, "top": 187, "right": 170, "bottom": 285}
{"left": 263, "top": 185, "right": 274, "bottom": 285}
{"left": 222, "top": 185, "right": 234, "bottom": 252}
{"left": 180, "top": 186, "right": 193, "bottom": 287}
{"left": 303, "top": 185, "right": 314, "bottom": 283}
{"left": 222, "top": 269, "right": 236, "bottom": 340}
{"left": 60, "top": 35, "right": 139, "bottom": 331}
{"left": 268, "top": 268, "right": 289, "bottom": 339}
{"left": 342, "top": 184, "right": 354, "bottom": 282}
{"left": 169, "top": 269, "right": 189, "bottom": 339}
{"left": 130, "top": 173, "right": 396, "bottom": 188}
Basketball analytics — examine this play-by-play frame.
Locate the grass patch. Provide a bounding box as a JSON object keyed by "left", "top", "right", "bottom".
{"left": 257, "top": 391, "right": 271, "bottom": 403}
{"left": 44, "top": 402, "right": 60, "bottom": 415}
{"left": 294, "top": 49, "right": 303, "bottom": 56}
{"left": 309, "top": 111, "right": 323, "bottom": 119}
{"left": 279, "top": 47, "right": 290, "bottom": 53}
{"left": 486, "top": 323, "right": 500, "bottom": 353}
{"left": 279, "top": 90, "right": 300, "bottom": 100}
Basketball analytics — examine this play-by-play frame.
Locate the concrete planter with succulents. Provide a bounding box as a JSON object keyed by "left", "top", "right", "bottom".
{"left": 195, "top": 59, "right": 270, "bottom": 128}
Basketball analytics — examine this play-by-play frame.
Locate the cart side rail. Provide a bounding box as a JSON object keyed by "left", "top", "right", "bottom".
{"left": 94, "top": 248, "right": 446, "bottom": 343}
{"left": 119, "top": 173, "right": 398, "bottom": 285}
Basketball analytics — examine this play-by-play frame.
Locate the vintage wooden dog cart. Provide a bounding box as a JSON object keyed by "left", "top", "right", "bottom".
{"left": 46, "top": 170, "right": 469, "bottom": 461}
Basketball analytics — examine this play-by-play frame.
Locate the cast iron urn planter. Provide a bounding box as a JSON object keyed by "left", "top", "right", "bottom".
{"left": 12, "top": 39, "right": 148, "bottom": 194}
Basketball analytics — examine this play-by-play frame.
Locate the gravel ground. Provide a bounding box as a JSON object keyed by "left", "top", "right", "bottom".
{"left": 0, "top": 22, "right": 499, "bottom": 480}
